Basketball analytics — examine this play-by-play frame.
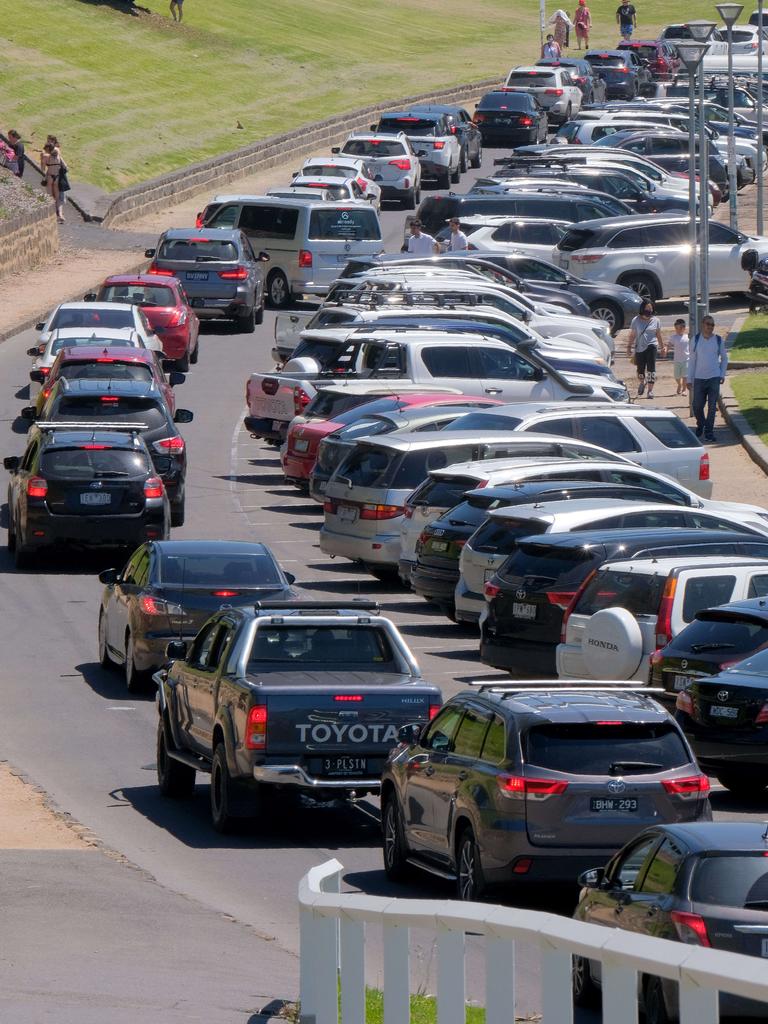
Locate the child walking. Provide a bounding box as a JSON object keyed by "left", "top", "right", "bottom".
{"left": 670, "top": 318, "right": 689, "bottom": 396}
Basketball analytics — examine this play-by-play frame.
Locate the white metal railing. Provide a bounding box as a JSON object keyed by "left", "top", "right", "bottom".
{"left": 298, "top": 859, "right": 768, "bottom": 1024}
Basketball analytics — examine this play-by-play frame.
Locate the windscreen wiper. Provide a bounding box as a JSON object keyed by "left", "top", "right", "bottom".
{"left": 690, "top": 642, "right": 736, "bottom": 651}
{"left": 609, "top": 761, "right": 663, "bottom": 775}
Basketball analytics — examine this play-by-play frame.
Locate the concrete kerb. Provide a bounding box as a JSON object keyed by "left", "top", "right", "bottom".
{"left": 719, "top": 312, "right": 768, "bottom": 476}
{"left": 98, "top": 77, "right": 501, "bottom": 228}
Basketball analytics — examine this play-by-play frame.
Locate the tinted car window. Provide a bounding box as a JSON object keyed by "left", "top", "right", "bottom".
{"left": 681, "top": 576, "right": 736, "bottom": 622}
{"left": 692, "top": 855, "right": 768, "bottom": 909}
{"left": 478, "top": 92, "right": 533, "bottom": 110}
{"left": 527, "top": 417, "right": 578, "bottom": 438}
{"left": 666, "top": 615, "right": 768, "bottom": 655}
{"left": 647, "top": 222, "right": 689, "bottom": 246}
{"left": 603, "top": 469, "right": 687, "bottom": 504}
{"left": 421, "top": 347, "right": 473, "bottom": 378}
{"left": 100, "top": 284, "right": 175, "bottom": 305}
{"left": 636, "top": 416, "right": 700, "bottom": 449}
{"left": 709, "top": 222, "right": 741, "bottom": 245}
{"left": 391, "top": 446, "right": 476, "bottom": 489}
{"left": 608, "top": 226, "right": 650, "bottom": 249}
{"left": 49, "top": 309, "right": 134, "bottom": 332}
{"left": 417, "top": 476, "right": 483, "bottom": 507}
{"left": 639, "top": 837, "right": 686, "bottom": 895}
{"left": 575, "top": 569, "right": 665, "bottom": 616}
{"left": 578, "top": 417, "right": 638, "bottom": 452}
{"left": 511, "top": 255, "right": 566, "bottom": 279}
{"left": 558, "top": 227, "right": 600, "bottom": 252}
{"left": 452, "top": 707, "right": 492, "bottom": 759}
{"left": 477, "top": 347, "right": 538, "bottom": 380}
{"left": 158, "top": 239, "right": 238, "bottom": 261}
{"left": 309, "top": 208, "right": 381, "bottom": 241}
{"left": 525, "top": 722, "right": 689, "bottom": 774}
{"left": 480, "top": 714, "right": 507, "bottom": 764}
{"left": 748, "top": 574, "right": 768, "bottom": 598}
{"left": 336, "top": 418, "right": 393, "bottom": 441}
{"left": 444, "top": 412, "right": 522, "bottom": 431}
{"left": 470, "top": 516, "right": 548, "bottom": 554}
{"left": 339, "top": 447, "right": 395, "bottom": 487}
{"left": 50, "top": 396, "right": 168, "bottom": 430}
{"left": 159, "top": 551, "right": 283, "bottom": 586}
{"left": 247, "top": 625, "right": 395, "bottom": 668}
{"left": 40, "top": 447, "right": 150, "bottom": 478}
{"left": 50, "top": 335, "right": 138, "bottom": 355}
{"left": 614, "top": 836, "right": 659, "bottom": 890}
{"left": 59, "top": 362, "right": 154, "bottom": 383}
{"left": 379, "top": 116, "right": 441, "bottom": 135}
{"left": 343, "top": 139, "right": 407, "bottom": 158}
{"left": 239, "top": 206, "right": 298, "bottom": 238}
{"left": 498, "top": 541, "right": 598, "bottom": 585}
{"left": 423, "top": 704, "right": 464, "bottom": 752}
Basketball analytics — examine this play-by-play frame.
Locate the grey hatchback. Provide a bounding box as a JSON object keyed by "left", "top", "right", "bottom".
{"left": 381, "top": 681, "right": 711, "bottom": 900}
{"left": 145, "top": 228, "right": 269, "bottom": 332}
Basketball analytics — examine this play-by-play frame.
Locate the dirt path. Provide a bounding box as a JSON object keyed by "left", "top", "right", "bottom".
{"left": 0, "top": 762, "right": 93, "bottom": 850}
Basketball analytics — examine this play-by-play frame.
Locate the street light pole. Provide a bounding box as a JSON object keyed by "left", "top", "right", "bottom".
{"left": 758, "top": 0, "right": 765, "bottom": 234}
{"left": 717, "top": 3, "right": 745, "bottom": 230}
{"left": 686, "top": 22, "right": 717, "bottom": 325}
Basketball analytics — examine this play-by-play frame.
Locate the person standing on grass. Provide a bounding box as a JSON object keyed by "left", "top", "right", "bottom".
{"left": 688, "top": 314, "right": 728, "bottom": 442}
{"left": 7, "top": 130, "right": 25, "bottom": 177}
{"left": 616, "top": 0, "right": 637, "bottom": 39}
{"left": 574, "top": 0, "right": 592, "bottom": 48}
{"left": 669, "top": 318, "right": 689, "bottom": 396}
{"left": 627, "top": 300, "right": 665, "bottom": 400}
{"left": 170, "top": 0, "right": 184, "bottom": 21}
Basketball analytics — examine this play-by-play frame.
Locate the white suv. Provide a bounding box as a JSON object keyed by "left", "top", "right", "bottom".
{"left": 296, "top": 155, "right": 382, "bottom": 208}
{"left": 558, "top": 555, "right": 768, "bottom": 681}
{"left": 373, "top": 111, "right": 462, "bottom": 190}
{"left": 336, "top": 132, "right": 421, "bottom": 209}
{"left": 505, "top": 66, "right": 583, "bottom": 124}
{"left": 439, "top": 215, "right": 569, "bottom": 258}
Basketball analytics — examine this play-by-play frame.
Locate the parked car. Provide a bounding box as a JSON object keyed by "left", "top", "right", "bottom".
{"left": 584, "top": 50, "right": 650, "bottom": 98}
{"left": 410, "top": 104, "right": 483, "bottom": 171}
{"left": 432, "top": 216, "right": 569, "bottom": 261}
{"left": 335, "top": 132, "right": 422, "bottom": 209}
{"left": 558, "top": 554, "right": 768, "bottom": 682}
{"left": 84, "top": 274, "right": 200, "bottom": 371}
{"left": 373, "top": 110, "right": 461, "bottom": 188}
{"left": 472, "top": 90, "right": 548, "bottom": 145}
{"left": 381, "top": 682, "right": 710, "bottom": 900}
{"left": 504, "top": 66, "right": 583, "bottom": 124}
{"left": 617, "top": 39, "right": 681, "bottom": 80}
{"left": 573, "top": 823, "right": 768, "bottom": 1022}
{"left": 536, "top": 57, "right": 608, "bottom": 103}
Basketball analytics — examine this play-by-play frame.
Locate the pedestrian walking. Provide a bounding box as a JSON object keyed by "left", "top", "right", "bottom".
{"left": 627, "top": 300, "right": 665, "bottom": 399}
{"left": 549, "top": 9, "right": 573, "bottom": 49}
{"left": 688, "top": 314, "right": 728, "bottom": 442}
{"left": 0, "top": 137, "right": 17, "bottom": 175}
{"left": 573, "top": 0, "right": 592, "bottom": 48}
{"left": 170, "top": 0, "right": 184, "bottom": 20}
{"left": 616, "top": 0, "right": 637, "bottom": 39}
{"left": 542, "top": 34, "right": 562, "bottom": 59}
{"left": 7, "top": 130, "right": 25, "bottom": 177}
{"left": 41, "top": 136, "right": 69, "bottom": 223}
{"left": 444, "top": 218, "right": 468, "bottom": 251}
{"left": 669, "top": 318, "right": 689, "bottom": 396}
{"left": 406, "top": 220, "right": 439, "bottom": 255}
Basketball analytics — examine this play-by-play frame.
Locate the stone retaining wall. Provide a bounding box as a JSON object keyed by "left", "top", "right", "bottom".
{"left": 101, "top": 78, "right": 500, "bottom": 228}
{"left": 0, "top": 205, "right": 59, "bottom": 279}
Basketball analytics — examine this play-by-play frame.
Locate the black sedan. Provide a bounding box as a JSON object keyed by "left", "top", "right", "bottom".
{"left": 573, "top": 822, "right": 768, "bottom": 1022}
{"left": 411, "top": 104, "right": 483, "bottom": 171}
{"left": 472, "top": 91, "right": 547, "bottom": 145}
{"left": 675, "top": 643, "right": 768, "bottom": 798}
{"left": 98, "top": 539, "right": 298, "bottom": 691}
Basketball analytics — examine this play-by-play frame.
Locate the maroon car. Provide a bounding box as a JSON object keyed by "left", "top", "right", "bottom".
{"left": 617, "top": 39, "right": 681, "bottom": 80}
{"left": 86, "top": 275, "right": 199, "bottom": 371}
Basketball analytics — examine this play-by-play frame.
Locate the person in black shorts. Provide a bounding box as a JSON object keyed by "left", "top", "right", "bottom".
{"left": 170, "top": 0, "right": 184, "bottom": 20}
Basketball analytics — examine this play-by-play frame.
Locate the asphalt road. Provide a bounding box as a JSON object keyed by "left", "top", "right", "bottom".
{"left": 0, "top": 146, "right": 764, "bottom": 1015}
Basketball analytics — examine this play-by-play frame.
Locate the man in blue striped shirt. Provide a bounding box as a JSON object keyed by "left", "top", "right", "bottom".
{"left": 687, "top": 315, "right": 728, "bottom": 443}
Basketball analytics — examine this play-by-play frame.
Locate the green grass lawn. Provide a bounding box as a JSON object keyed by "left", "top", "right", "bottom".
{"left": 731, "top": 313, "right": 768, "bottom": 362}
{"left": 1, "top": 0, "right": 729, "bottom": 190}
{"left": 731, "top": 372, "right": 768, "bottom": 445}
{"left": 364, "top": 989, "right": 486, "bottom": 1023}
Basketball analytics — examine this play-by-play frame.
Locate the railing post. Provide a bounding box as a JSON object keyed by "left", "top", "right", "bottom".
{"left": 437, "top": 928, "right": 465, "bottom": 1024}
{"left": 299, "top": 902, "right": 318, "bottom": 1024}
{"left": 602, "top": 962, "right": 639, "bottom": 1024}
{"left": 485, "top": 935, "right": 515, "bottom": 1024}
{"left": 679, "top": 978, "right": 719, "bottom": 1024}
{"left": 339, "top": 916, "right": 365, "bottom": 1024}
{"left": 540, "top": 945, "right": 573, "bottom": 1024}
{"left": 383, "top": 922, "right": 410, "bottom": 1024}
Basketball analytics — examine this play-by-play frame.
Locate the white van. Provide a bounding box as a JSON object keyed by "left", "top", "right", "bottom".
{"left": 203, "top": 195, "right": 383, "bottom": 308}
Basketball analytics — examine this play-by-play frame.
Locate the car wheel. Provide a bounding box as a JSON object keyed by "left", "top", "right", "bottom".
{"left": 170, "top": 497, "right": 185, "bottom": 528}
{"left": 7, "top": 507, "right": 16, "bottom": 554}
{"left": 13, "top": 517, "right": 33, "bottom": 569}
{"left": 403, "top": 188, "right": 416, "bottom": 211}
{"left": 564, "top": 103, "right": 572, "bottom": 122}
{"left": 589, "top": 300, "right": 622, "bottom": 334}
{"left": 439, "top": 168, "right": 451, "bottom": 189}
{"left": 456, "top": 828, "right": 484, "bottom": 901}
{"left": 470, "top": 143, "right": 482, "bottom": 169}
{"left": 364, "top": 562, "right": 400, "bottom": 582}
{"left": 620, "top": 273, "right": 659, "bottom": 304}
{"left": 190, "top": 339, "right": 199, "bottom": 364}
{"left": 267, "top": 270, "right": 291, "bottom": 309}
{"left": 643, "top": 976, "right": 672, "bottom": 1024}
{"left": 382, "top": 794, "right": 411, "bottom": 881}
{"left": 573, "top": 955, "right": 601, "bottom": 1008}
{"left": 98, "top": 610, "right": 115, "bottom": 669}
{"left": 716, "top": 772, "right": 768, "bottom": 797}
{"left": 175, "top": 350, "right": 190, "bottom": 373}
{"left": 460, "top": 148, "right": 468, "bottom": 174}
{"left": 238, "top": 306, "right": 256, "bottom": 334}
{"left": 157, "top": 716, "right": 196, "bottom": 798}
{"left": 124, "top": 632, "right": 149, "bottom": 694}
{"left": 254, "top": 299, "right": 265, "bottom": 325}
{"left": 210, "top": 742, "right": 254, "bottom": 833}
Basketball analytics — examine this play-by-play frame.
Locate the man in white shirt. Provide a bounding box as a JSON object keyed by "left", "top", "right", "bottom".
{"left": 407, "top": 220, "right": 438, "bottom": 255}
{"left": 446, "top": 218, "right": 469, "bottom": 251}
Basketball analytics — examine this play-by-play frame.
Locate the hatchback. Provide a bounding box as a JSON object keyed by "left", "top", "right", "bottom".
{"left": 381, "top": 682, "right": 710, "bottom": 900}
{"left": 145, "top": 227, "right": 267, "bottom": 331}
{"left": 411, "top": 104, "right": 483, "bottom": 172}
{"left": 34, "top": 301, "right": 159, "bottom": 351}
{"left": 473, "top": 88, "right": 549, "bottom": 145}
{"left": 504, "top": 66, "right": 583, "bottom": 123}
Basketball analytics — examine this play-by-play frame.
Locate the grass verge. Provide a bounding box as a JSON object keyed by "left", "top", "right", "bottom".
{"left": 731, "top": 372, "right": 768, "bottom": 445}
{"left": 731, "top": 313, "right": 768, "bottom": 363}
{"left": 2, "top": 0, "right": 728, "bottom": 190}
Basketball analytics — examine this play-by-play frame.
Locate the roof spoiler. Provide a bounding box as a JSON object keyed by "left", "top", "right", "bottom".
{"left": 34, "top": 421, "right": 148, "bottom": 431}
{"left": 468, "top": 678, "right": 664, "bottom": 694}
{"left": 253, "top": 599, "right": 380, "bottom": 614}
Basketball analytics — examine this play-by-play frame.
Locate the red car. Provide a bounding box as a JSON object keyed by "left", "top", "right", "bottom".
{"left": 34, "top": 346, "right": 179, "bottom": 416}
{"left": 86, "top": 275, "right": 199, "bottom": 371}
{"left": 617, "top": 39, "right": 681, "bottom": 80}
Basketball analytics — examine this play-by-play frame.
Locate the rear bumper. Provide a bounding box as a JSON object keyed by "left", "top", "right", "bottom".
{"left": 454, "top": 577, "right": 484, "bottom": 623}
{"left": 244, "top": 415, "right": 286, "bottom": 442}
{"left": 190, "top": 294, "right": 252, "bottom": 319}
{"left": 319, "top": 524, "right": 401, "bottom": 566}
{"left": 283, "top": 451, "right": 315, "bottom": 481}
{"left": 381, "top": 184, "right": 413, "bottom": 200}
{"left": 678, "top": 722, "right": 768, "bottom": 769}
{"left": 253, "top": 763, "right": 380, "bottom": 791}
{"left": 604, "top": 81, "right": 636, "bottom": 98}
{"left": 478, "top": 126, "right": 539, "bottom": 144}
{"left": 25, "top": 508, "right": 166, "bottom": 548}
{"left": 486, "top": 850, "right": 618, "bottom": 887}
{"left": 411, "top": 563, "right": 460, "bottom": 602}
{"left": 480, "top": 634, "right": 557, "bottom": 676}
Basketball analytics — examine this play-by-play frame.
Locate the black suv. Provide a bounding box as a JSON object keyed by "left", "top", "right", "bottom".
{"left": 28, "top": 378, "right": 192, "bottom": 526}
{"left": 480, "top": 528, "right": 768, "bottom": 675}
{"left": 411, "top": 104, "right": 483, "bottom": 171}
{"left": 4, "top": 427, "right": 169, "bottom": 567}
{"left": 472, "top": 90, "right": 548, "bottom": 145}
{"left": 584, "top": 49, "right": 651, "bottom": 99}
{"left": 381, "top": 683, "right": 709, "bottom": 900}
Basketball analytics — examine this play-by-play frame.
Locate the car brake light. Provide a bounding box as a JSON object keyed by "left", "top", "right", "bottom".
{"left": 95, "top": 358, "right": 115, "bottom": 363}
{"left": 147, "top": 265, "right": 175, "bottom": 276}
{"left": 195, "top": 212, "right": 204, "bottom": 228}
{"left": 334, "top": 694, "right": 363, "bottom": 701}
{"left": 572, "top": 254, "right": 604, "bottom": 263}
{"left": 484, "top": 581, "right": 501, "bottom": 599}
{"left": 676, "top": 690, "right": 694, "bottom": 714}
{"left": 144, "top": 477, "right": 164, "bottom": 499}
{"left": 39, "top": 366, "right": 50, "bottom": 376}
{"left": 359, "top": 503, "right": 403, "bottom": 520}
{"left": 560, "top": 570, "right": 595, "bottom": 641}
{"left": 756, "top": 702, "right": 768, "bottom": 724}
{"left": 546, "top": 591, "right": 576, "bottom": 609}
{"left": 166, "top": 308, "right": 188, "bottom": 327}
{"left": 519, "top": 116, "right": 534, "bottom": 127}
{"left": 388, "top": 158, "right": 412, "bottom": 170}
{"left": 218, "top": 267, "right": 249, "bottom": 280}
{"left": 139, "top": 595, "right": 168, "bottom": 615}
{"left": 27, "top": 477, "right": 47, "bottom": 498}
{"left": 655, "top": 575, "right": 677, "bottom": 648}
{"left": 497, "top": 775, "right": 568, "bottom": 800}
{"left": 245, "top": 705, "right": 267, "bottom": 750}
{"left": 357, "top": 177, "right": 368, "bottom": 191}
{"left": 429, "top": 703, "right": 441, "bottom": 720}
{"left": 298, "top": 250, "right": 313, "bottom": 268}
{"left": 293, "top": 385, "right": 312, "bottom": 414}
{"left": 662, "top": 775, "right": 710, "bottom": 798}
{"left": 545, "top": 88, "right": 564, "bottom": 95}
{"left": 699, "top": 452, "right": 710, "bottom": 481}
{"left": 433, "top": 141, "right": 445, "bottom": 150}
{"left": 153, "top": 436, "right": 185, "bottom": 454}
{"left": 671, "top": 911, "right": 711, "bottom": 947}
{"left": 100, "top": 396, "right": 120, "bottom": 403}
{"left": 212, "top": 589, "right": 239, "bottom": 597}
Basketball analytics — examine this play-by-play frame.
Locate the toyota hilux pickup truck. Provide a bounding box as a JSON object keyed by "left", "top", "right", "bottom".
{"left": 154, "top": 600, "right": 442, "bottom": 832}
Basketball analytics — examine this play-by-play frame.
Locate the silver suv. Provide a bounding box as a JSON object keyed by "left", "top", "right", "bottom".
{"left": 336, "top": 132, "right": 422, "bottom": 209}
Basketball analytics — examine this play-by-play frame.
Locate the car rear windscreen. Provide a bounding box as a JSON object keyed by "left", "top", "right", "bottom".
{"left": 50, "top": 309, "right": 134, "bottom": 332}
{"left": 100, "top": 285, "right": 175, "bottom": 306}
{"left": 159, "top": 551, "right": 282, "bottom": 586}
{"left": 621, "top": 44, "right": 657, "bottom": 60}
{"left": 692, "top": 855, "right": 768, "bottom": 909}
{"left": 586, "top": 53, "right": 626, "bottom": 66}
{"left": 417, "top": 476, "right": 483, "bottom": 508}
{"left": 41, "top": 447, "right": 150, "bottom": 479}
{"left": 470, "top": 516, "right": 548, "bottom": 554}
{"left": 497, "top": 540, "right": 599, "bottom": 585}
{"left": 51, "top": 334, "right": 138, "bottom": 355}
{"left": 666, "top": 615, "right": 768, "bottom": 656}
{"left": 379, "top": 117, "right": 440, "bottom": 135}
{"left": 308, "top": 208, "right": 381, "bottom": 241}
{"left": 60, "top": 362, "right": 154, "bottom": 383}
{"left": 525, "top": 722, "right": 689, "bottom": 773}
{"left": 506, "top": 73, "right": 556, "bottom": 87}
{"left": 479, "top": 92, "right": 533, "bottom": 111}
{"left": 292, "top": 337, "right": 347, "bottom": 366}
{"left": 247, "top": 625, "right": 396, "bottom": 669}
{"left": 575, "top": 568, "right": 665, "bottom": 616}
{"left": 304, "top": 392, "right": 374, "bottom": 418}
{"left": 343, "top": 139, "right": 406, "bottom": 158}
{"left": 337, "top": 418, "right": 392, "bottom": 441}
{"left": 158, "top": 239, "right": 238, "bottom": 262}
{"left": 52, "top": 396, "right": 168, "bottom": 430}
{"left": 304, "top": 164, "right": 358, "bottom": 178}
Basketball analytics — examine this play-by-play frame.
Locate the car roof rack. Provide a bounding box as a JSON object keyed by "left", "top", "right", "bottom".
{"left": 34, "top": 421, "right": 148, "bottom": 431}
{"left": 467, "top": 679, "right": 664, "bottom": 695}
{"left": 253, "top": 599, "right": 380, "bottom": 614}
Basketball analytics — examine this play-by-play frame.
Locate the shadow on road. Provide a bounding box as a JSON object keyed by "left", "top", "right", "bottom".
{"left": 76, "top": 660, "right": 156, "bottom": 701}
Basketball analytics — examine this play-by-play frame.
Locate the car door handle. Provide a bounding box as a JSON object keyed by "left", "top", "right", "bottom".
{"left": 457, "top": 770, "right": 469, "bottom": 781}
{"left": 484, "top": 388, "right": 502, "bottom": 394}
{"left": 424, "top": 765, "right": 435, "bottom": 777}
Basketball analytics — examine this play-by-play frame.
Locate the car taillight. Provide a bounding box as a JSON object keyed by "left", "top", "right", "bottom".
{"left": 572, "top": 254, "right": 604, "bottom": 263}
{"left": 388, "top": 158, "right": 412, "bottom": 170}
{"left": 39, "top": 366, "right": 50, "bottom": 376}
{"left": 546, "top": 591, "right": 576, "bottom": 609}
{"left": 616, "top": 67, "right": 630, "bottom": 74}
{"left": 41, "top": 386, "right": 52, "bottom": 400}
{"left": 218, "top": 267, "right": 249, "bottom": 280}
{"left": 147, "top": 265, "right": 175, "bottom": 276}
{"left": 519, "top": 116, "right": 534, "bottom": 127}
{"left": 662, "top": 775, "right": 710, "bottom": 799}
{"left": 153, "top": 436, "right": 185, "bottom": 454}
{"left": 212, "top": 590, "right": 239, "bottom": 598}
{"left": 559, "top": 570, "right": 595, "bottom": 640}
{"left": 429, "top": 703, "right": 441, "bottom": 720}
{"left": 497, "top": 775, "right": 568, "bottom": 800}
{"left": 473, "top": 114, "right": 486, "bottom": 124}
{"left": 433, "top": 141, "right": 445, "bottom": 150}
{"left": 676, "top": 690, "right": 694, "bottom": 715}
{"left": 27, "top": 477, "right": 47, "bottom": 498}
{"left": 324, "top": 498, "right": 338, "bottom": 514}
{"left": 334, "top": 694, "right": 363, "bottom": 702}
{"left": 403, "top": 505, "right": 414, "bottom": 519}
{"left": 298, "top": 250, "right": 313, "bottom": 268}
{"left": 655, "top": 575, "right": 677, "bottom": 648}
{"left": 756, "top": 702, "right": 768, "bottom": 724}
{"left": 293, "top": 385, "right": 311, "bottom": 414}
{"left": 245, "top": 705, "right": 267, "bottom": 750}
{"left": 545, "top": 88, "right": 564, "bottom": 95}
{"left": 166, "top": 308, "right": 188, "bottom": 327}
{"left": 195, "top": 212, "right": 204, "bottom": 228}
{"left": 144, "top": 477, "right": 164, "bottom": 499}
{"left": 484, "top": 581, "right": 501, "bottom": 599}
{"left": 671, "top": 911, "right": 711, "bottom": 947}
{"left": 699, "top": 452, "right": 710, "bottom": 481}
{"left": 139, "top": 595, "right": 169, "bottom": 615}
{"left": 359, "top": 503, "right": 403, "bottom": 520}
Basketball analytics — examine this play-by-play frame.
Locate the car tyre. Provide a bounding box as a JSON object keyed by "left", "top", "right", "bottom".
{"left": 589, "top": 300, "right": 622, "bottom": 334}
{"left": 13, "top": 518, "right": 33, "bottom": 569}
{"left": 7, "top": 509, "right": 16, "bottom": 554}
{"left": 98, "top": 611, "right": 115, "bottom": 670}
{"left": 460, "top": 148, "right": 468, "bottom": 174}
{"left": 254, "top": 299, "right": 265, "bottom": 325}
{"left": 210, "top": 743, "right": 256, "bottom": 833}
{"left": 403, "top": 188, "right": 416, "bottom": 211}
{"left": 267, "top": 270, "right": 291, "bottom": 309}
{"left": 620, "top": 273, "right": 659, "bottom": 304}
{"left": 238, "top": 306, "right": 256, "bottom": 334}
{"left": 382, "top": 794, "right": 411, "bottom": 881}
{"left": 175, "top": 350, "right": 190, "bottom": 373}
{"left": 456, "top": 828, "right": 484, "bottom": 901}
{"left": 439, "top": 168, "right": 451, "bottom": 189}
{"left": 190, "top": 338, "right": 199, "bottom": 364}
{"left": 157, "top": 716, "right": 196, "bottom": 798}
{"left": 643, "top": 976, "right": 673, "bottom": 1024}
{"left": 364, "top": 562, "right": 400, "bottom": 582}
{"left": 716, "top": 772, "right": 768, "bottom": 797}
{"left": 573, "top": 955, "right": 601, "bottom": 1008}
{"left": 170, "top": 498, "right": 185, "bottom": 528}
{"left": 450, "top": 161, "right": 460, "bottom": 184}
{"left": 124, "top": 632, "right": 149, "bottom": 694}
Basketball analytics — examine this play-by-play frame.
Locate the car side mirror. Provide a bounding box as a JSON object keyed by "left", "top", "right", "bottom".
{"left": 258, "top": 251, "right": 270, "bottom": 262}
{"left": 742, "top": 248, "right": 759, "bottom": 272}
{"left": 284, "top": 571, "right": 296, "bottom": 584}
{"left": 144, "top": 248, "right": 156, "bottom": 259}
{"left": 83, "top": 292, "right": 96, "bottom": 302}
{"left": 173, "top": 409, "right": 194, "bottom": 423}
{"left": 35, "top": 323, "right": 45, "bottom": 332}
{"left": 20, "top": 407, "right": 36, "bottom": 421}
{"left": 331, "top": 146, "right": 340, "bottom": 154}
{"left": 29, "top": 370, "right": 45, "bottom": 384}
{"left": 3, "top": 456, "right": 19, "bottom": 472}
{"left": 165, "top": 639, "right": 188, "bottom": 661}
{"left": 532, "top": 366, "right": 546, "bottom": 381}
{"left": 27, "top": 346, "right": 41, "bottom": 357}
{"left": 398, "top": 722, "right": 423, "bottom": 745}
{"left": 98, "top": 568, "right": 119, "bottom": 585}
{"left": 577, "top": 867, "right": 605, "bottom": 889}
{"left": 522, "top": 310, "right": 532, "bottom": 323}
{"left": 370, "top": 124, "right": 377, "bottom": 132}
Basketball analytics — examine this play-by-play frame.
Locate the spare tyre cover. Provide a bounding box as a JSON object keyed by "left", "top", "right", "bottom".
{"left": 582, "top": 606, "right": 644, "bottom": 680}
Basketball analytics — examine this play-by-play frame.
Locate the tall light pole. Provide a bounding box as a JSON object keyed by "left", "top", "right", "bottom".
{"left": 717, "top": 2, "right": 745, "bottom": 230}
{"left": 688, "top": 20, "right": 717, "bottom": 321}
{"left": 676, "top": 40, "right": 710, "bottom": 339}
{"left": 758, "top": 0, "right": 765, "bottom": 234}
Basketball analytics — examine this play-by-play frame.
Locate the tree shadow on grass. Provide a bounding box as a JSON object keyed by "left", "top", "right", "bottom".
{"left": 75, "top": 0, "right": 151, "bottom": 14}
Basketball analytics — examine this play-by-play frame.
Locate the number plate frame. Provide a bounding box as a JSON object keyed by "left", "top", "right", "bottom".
{"left": 590, "top": 797, "right": 639, "bottom": 812}
{"left": 710, "top": 705, "right": 738, "bottom": 719}
{"left": 80, "top": 492, "right": 112, "bottom": 506}
{"left": 513, "top": 601, "right": 537, "bottom": 620}
{"left": 185, "top": 271, "right": 209, "bottom": 280}
{"left": 322, "top": 756, "right": 367, "bottom": 776}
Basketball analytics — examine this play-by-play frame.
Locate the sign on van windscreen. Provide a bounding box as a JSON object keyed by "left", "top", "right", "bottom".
{"left": 309, "top": 208, "right": 381, "bottom": 242}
